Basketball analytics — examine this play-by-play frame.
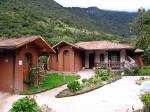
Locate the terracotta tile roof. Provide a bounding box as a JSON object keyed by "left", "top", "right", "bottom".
{"left": 0, "top": 36, "right": 55, "bottom": 53}
{"left": 75, "top": 41, "right": 134, "bottom": 50}
{"left": 0, "top": 36, "right": 39, "bottom": 49}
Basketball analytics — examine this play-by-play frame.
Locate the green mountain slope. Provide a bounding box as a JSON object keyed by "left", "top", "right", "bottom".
{"left": 0, "top": 0, "right": 138, "bottom": 45}
{"left": 67, "top": 7, "right": 138, "bottom": 36}
{"left": 0, "top": 0, "right": 120, "bottom": 45}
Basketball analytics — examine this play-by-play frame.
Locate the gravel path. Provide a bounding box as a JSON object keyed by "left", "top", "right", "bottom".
{"left": 1, "top": 76, "right": 143, "bottom": 112}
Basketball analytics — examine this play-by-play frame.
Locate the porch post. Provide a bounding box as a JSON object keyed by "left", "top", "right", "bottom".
{"left": 94, "top": 50, "right": 96, "bottom": 68}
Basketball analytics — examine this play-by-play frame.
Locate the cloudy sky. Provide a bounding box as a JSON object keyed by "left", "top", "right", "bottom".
{"left": 54, "top": 0, "right": 150, "bottom": 12}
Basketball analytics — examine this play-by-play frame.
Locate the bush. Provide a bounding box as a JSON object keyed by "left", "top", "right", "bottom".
{"left": 67, "top": 81, "right": 82, "bottom": 92}
{"left": 139, "top": 67, "right": 150, "bottom": 76}
{"left": 141, "top": 93, "right": 150, "bottom": 111}
{"left": 95, "top": 69, "right": 109, "bottom": 78}
{"left": 101, "top": 75, "right": 109, "bottom": 81}
{"left": 10, "top": 96, "right": 39, "bottom": 112}
{"left": 95, "top": 68, "right": 118, "bottom": 80}
{"left": 82, "top": 79, "right": 87, "bottom": 83}
{"left": 84, "top": 76, "right": 101, "bottom": 86}
{"left": 130, "top": 64, "right": 139, "bottom": 74}
{"left": 124, "top": 64, "right": 139, "bottom": 76}
{"left": 123, "top": 67, "right": 134, "bottom": 76}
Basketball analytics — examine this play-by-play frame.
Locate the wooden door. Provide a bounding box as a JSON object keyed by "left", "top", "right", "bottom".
{"left": 89, "top": 53, "right": 95, "bottom": 69}
{"left": 23, "top": 53, "right": 32, "bottom": 90}
{"left": 63, "top": 50, "right": 70, "bottom": 72}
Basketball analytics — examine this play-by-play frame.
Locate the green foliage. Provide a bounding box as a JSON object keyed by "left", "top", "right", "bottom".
{"left": 84, "top": 76, "right": 101, "bottom": 86}
{"left": 0, "top": 0, "right": 132, "bottom": 45}
{"left": 95, "top": 68, "right": 119, "bottom": 81}
{"left": 68, "top": 7, "right": 137, "bottom": 36}
{"left": 123, "top": 64, "right": 139, "bottom": 76}
{"left": 23, "top": 79, "right": 32, "bottom": 85}
{"left": 22, "top": 74, "right": 79, "bottom": 94}
{"left": 139, "top": 67, "right": 150, "bottom": 76}
{"left": 131, "top": 64, "right": 140, "bottom": 74}
{"left": 95, "top": 68, "right": 110, "bottom": 77}
{"left": 101, "top": 75, "right": 109, "bottom": 81}
{"left": 141, "top": 93, "right": 150, "bottom": 109}
{"left": 143, "top": 48, "right": 150, "bottom": 66}
{"left": 29, "top": 65, "right": 39, "bottom": 77}
{"left": 131, "top": 10, "right": 150, "bottom": 65}
{"left": 131, "top": 10, "right": 150, "bottom": 49}
{"left": 123, "top": 68, "right": 134, "bottom": 76}
{"left": 10, "top": 96, "right": 39, "bottom": 112}
{"left": 67, "top": 81, "right": 82, "bottom": 92}
{"left": 39, "top": 56, "right": 48, "bottom": 63}
{"left": 29, "top": 65, "right": 40, "bottom": 87}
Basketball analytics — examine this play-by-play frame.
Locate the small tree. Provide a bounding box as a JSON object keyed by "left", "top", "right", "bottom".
{"left": 29, "top": 64, "right": 40, "bottom": 87}
{"left": 131, "top": 9, "right": 150, "bottom": 65}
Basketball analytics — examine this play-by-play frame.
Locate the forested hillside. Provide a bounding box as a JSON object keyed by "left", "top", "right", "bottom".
{"left": 68, "top": 7, "right": 138, "bottom": 36}
{"left": 0, "top": 0, "right": 137, "bottom": 45}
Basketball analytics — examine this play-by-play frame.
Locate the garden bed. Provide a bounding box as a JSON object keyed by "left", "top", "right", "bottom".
{"left": 21, "top": 73, "right": 79, "bottom": 95}
{"left": 56, "top": 74, "right": 121, "bottom": 98}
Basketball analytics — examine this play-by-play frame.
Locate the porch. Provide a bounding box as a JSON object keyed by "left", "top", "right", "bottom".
{"left": 83, "top": 50, "right": 126, "bottom": 70}
{"left": 95, "top": 61, "right": 125, "bottom": 69}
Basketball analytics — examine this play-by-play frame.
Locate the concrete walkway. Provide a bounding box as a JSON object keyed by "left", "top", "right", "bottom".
{"left": 1, "top": 76, "right": 144, "bottom": 112}
{"left": 77, "top": 69, "right": 95, "bottom": 80}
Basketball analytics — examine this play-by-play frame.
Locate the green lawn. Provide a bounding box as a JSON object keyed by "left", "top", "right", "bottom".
{"left": 21, "top": 73, "right": 79, "bottom": 95}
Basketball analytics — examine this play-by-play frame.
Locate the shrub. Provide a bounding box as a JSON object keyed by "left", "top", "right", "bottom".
{"left": 141, "top": 93, "right": 150, "bottom": 111}
{"left": 23, "top": 79, "right": 32, "bottom": 85}
{"left": 82, "top": 78, "right": 87, "bottom": 83}
{"left": 123, "top": 67, "right": 134, "bottom": 76}
{"left": 130, "top": 64, "right": 139, "bottom": 74}
{"left": 95, "top": 69, "right": 109, "bottom": 78}
{"left": 95, "top": 68, "right": 118, "bottom": 80}
{"left": 139, "top": 68, "right": 150, "bottom": 76}
{"left": 10, "top": 96, "right": 39, "bottom": 112}
{"left": 101, "top": 75, "right": 109, "bottom": 81}
{"left": 67, "top": 81, "right": 82, "bottom": 92}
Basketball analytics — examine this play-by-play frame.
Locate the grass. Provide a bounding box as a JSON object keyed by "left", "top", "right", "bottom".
{"left": 136, "top": 78, "right": 150, "bottom": 85}
{"left": 56, "top": 69, "right": 121, "bottom": 98}
{"left": 21, "top": 73, "right": 79, "bottom": 95}
{"left": 139, "top": 68, "right": 150, "bottom": 76}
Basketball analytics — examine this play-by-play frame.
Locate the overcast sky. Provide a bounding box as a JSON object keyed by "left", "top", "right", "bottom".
{"left": 54, "top": 0, "right": 150, "bottom": 12}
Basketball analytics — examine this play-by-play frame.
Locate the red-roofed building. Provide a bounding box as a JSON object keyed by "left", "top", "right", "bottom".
{"left": 0, "top": 36, "right": 54, "bottom": 93}
{"left": 48, "top": 41, "right": 144, "bottom": 72}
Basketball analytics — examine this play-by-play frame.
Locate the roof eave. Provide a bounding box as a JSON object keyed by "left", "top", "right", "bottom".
{"left": 53, "top": 41, "right": 80, "bottom": 50}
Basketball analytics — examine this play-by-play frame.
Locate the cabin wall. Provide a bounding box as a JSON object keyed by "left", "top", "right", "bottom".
{"left": 133, "top": 54, "right": 144, "bottom": 68}
{"left": 48, "top": 54, "right": 58, "bottom": 71}
{"left": 0, "top": 51, "right": 13, "bottom": 92}
{"left": 14, "top": 43, "right": 40, "bottom": 93}
{"left": 48, "top": 44, "right": 82, "bottom": 72}
{"left": 74, "top": 50, "right": 82, "bottom": 72}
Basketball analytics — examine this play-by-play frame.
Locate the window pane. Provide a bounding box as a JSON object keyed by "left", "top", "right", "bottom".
{"left": 64, "top": 50, "right": 70, "bottom": 56}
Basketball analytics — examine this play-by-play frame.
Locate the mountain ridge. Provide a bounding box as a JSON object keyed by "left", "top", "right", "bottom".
{"left": 0, "top": 0, "right": 138, "bottom": 44}
{"left": 66, "top": 6, "right": 138, "bottom": 36}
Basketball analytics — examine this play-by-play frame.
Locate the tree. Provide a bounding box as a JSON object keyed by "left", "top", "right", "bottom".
{"left": 131, "top": 9, "right": 150, "bottom": 65}
{"left": 131, "top": 9, "right": 150, "bottom": 49}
